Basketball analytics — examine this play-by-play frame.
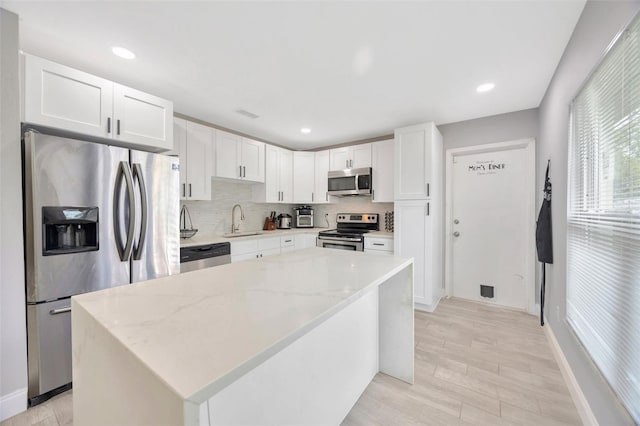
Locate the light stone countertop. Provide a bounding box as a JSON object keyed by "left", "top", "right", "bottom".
{"left": 72, "top": 247, "right": 411, "bottom": 403}
{"left": 180, "top": 229, "right": 394, "bottom": 247}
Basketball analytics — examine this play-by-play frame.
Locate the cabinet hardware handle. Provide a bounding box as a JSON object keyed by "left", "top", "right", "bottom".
{"left": 239, "top": 165, "right": 242, "bottom": 178}
{"left": 312, "top": 192, "right": 314, "bottom": 202}
{"left": 256, "top": 254, "right": 259, "bottom": 258}
{"left": 427, "top": 183, "right": 430, "bottom": 197}
{"left": 189, "top": 183, "right": 192, "bottom": 197}
{"left": 117, "top": 119, "right": 121, "bottom": 135}
{"left": 372, "top": 189, "right": 375, "bottom": 201}
{"left": 346, "top": 160, "right": 349, "bottom": 168}
{"left": 426, "top": 202, "right": 430, "bottom": 216}
{"left": 285, "top": 239, "right": 292, "bottom": 243}
{"left": 350, "top": 159, "right": 353, "bottom": 168}
{"left": 326, "top": 192, "right": 328, "bottom": 201}
{"left": 260, "top": 254, "right": 263, "bottom": 258}
{"left": 182, "top": 183, "right": 186, "bottom": 197}
{"left": 243, "top": 166, "right": 246, "bottom": 177}
{"left": 107, "top": 117, "right": 111, "bottom": 133}
{"left": 50, "top": 307, "right": 71, "bottom": 315}
{"left": 373, "top": 243, "right": 384, "bottom": 246}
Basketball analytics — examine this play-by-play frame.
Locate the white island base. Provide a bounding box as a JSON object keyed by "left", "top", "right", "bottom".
{"left": 72, "top": 248, "right": 414, "bottom": 425}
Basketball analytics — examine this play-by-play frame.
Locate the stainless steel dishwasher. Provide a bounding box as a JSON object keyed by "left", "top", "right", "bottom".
{"left": 180, "top": 243, "right": 231, "bottom": 272}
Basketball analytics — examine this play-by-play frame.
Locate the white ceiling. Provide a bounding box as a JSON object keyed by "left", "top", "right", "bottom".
{"left": 1, "top": 1, "right": 585, "bottom": 150}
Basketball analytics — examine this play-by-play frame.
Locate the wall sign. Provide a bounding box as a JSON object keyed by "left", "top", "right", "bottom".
{"left": 468, "top": 160, "right": 506, "bottom": 175}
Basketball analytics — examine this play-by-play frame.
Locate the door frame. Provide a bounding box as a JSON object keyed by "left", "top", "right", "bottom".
{"left": 444, "top": 138, "right": 537, "bottom": 314}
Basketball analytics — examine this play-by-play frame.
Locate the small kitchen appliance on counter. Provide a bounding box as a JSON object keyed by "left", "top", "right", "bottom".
{"left": 277, "top": 213, "right": 292, "bottom": 229}
{"left": 317, "top": 213, "right": 379, "bottom": 251}
{"left": 294, "top": 206, "right": 314, "bottom": 228}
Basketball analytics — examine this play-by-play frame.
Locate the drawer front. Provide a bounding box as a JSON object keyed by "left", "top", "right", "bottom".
{"left": 280, "top": 235, "right": 295, "bottom": 248}
{"left": 231, "top": 240, "right": 259, "bottom": 255}
{"left": 258, "top": 237, "right": 281, "bottom": 251}
{"left": 364, "top": 237, "right": 393, "bottom": 252}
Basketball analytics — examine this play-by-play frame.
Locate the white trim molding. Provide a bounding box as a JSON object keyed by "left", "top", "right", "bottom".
{"left": 444, "top": 138, "right": 537, "bottom": 314}
{"left": 544, "top": 324, "right": 598, "bottom": 426}
{"left": 0, "top": 387, "right": 27, "bottom": 422}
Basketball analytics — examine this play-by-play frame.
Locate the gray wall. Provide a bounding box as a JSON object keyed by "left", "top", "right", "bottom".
{"left": 538, "top": 1, "right": 639, "bottom": 424}
{"left": 439, "top": 108, "right": 538, "bottom": 151}
{"left": 0, "top": 8, "right": 28, "bottom": 420}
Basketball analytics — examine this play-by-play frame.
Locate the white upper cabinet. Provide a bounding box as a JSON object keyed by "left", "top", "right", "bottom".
{"left": 239, "top": 138, "right": 265, "bottom": 183}
{"left": 175, "top": 118, "right": 212, "bottom": 201}
{"left": 253, "top": 145, "right": 292, "bottom": 203}
{"left": 278, "top": 149, "right": 293, "bottom": 203}
{"left": 394, "top": 123, "right": 442, "bottom": 200}
{"left": 329, "top": 143, "right": 372, "bottom": 170}
{"left": 112, "top": 84, "right": 173, "bottom": 150}
{"left": 23, "top": 54, "right": 173, "bottom": 152}
{"left": 313, "top": 150, "right": 332, "bottom": 204}
{"left": 214, "top": 130, "right": 265, "bottom": 183}
{"left": 293, "top": 152, "right": 315, "bottom": 203}
{"left": 215, "top": 130, "right": 241, "bottom": 179}
{"left": 371, "top": 139, "right": 394, "bottom": 203}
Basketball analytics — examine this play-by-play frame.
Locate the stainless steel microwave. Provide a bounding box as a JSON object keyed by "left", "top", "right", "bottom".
{"left": 327, "top": 167, "right": 372, "bottom": 196}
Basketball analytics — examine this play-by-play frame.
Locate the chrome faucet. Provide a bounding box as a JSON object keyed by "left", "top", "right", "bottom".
{"left": 231, "top": 204, "right": 245, "bottom": 233}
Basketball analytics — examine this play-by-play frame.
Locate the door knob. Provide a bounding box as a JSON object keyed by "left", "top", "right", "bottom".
{"left": 453, "top": 231, "right": 460, "bottom": 237}
{"left": 454, "top": 219, "right": 460, "bottom": 224}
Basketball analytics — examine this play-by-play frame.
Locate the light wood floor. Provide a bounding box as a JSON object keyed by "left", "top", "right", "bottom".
{"left": 343, "top": 297, "right": 581, "bottom": 426}
{"left": 2, "top": 298, "right": 580, "bottom": 426}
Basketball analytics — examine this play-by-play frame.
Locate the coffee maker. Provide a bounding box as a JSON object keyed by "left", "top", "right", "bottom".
{"left": 294, "top": 206, "right": 314, "bottom": 228}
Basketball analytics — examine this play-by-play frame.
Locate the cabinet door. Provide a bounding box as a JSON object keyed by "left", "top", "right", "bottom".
{"left": 314, "top": 150, "right": 332, "bottom": 204}
{"left": 371, "top": 140, "right": 394, "bottom": 203}
{"left": 112, "top": 84, "right": 173, "bottom": 152}
{"left": 293, "top": 152, "right": 315, "bottom": 203}
{"left": 329, "top": 147, "right": 350, "bottom": 170}
{"left": 215, "top": 130, "right": 241, "bottom": 179}
{"left": 395, "top": 124, "right": 431, "bottom": 200}
{"left": 24, "top": 54, "right": 113, "bottom": 138}
{"left": 350, "top": 143, "right": 372, "bottom": 168}
{"left": 394, "top": 201, "right": 429, "bottom": 307}
{"left": 185, "top": 121, "right": 212, "bottom": 200}
{"left": 174, "top": 118, "right": 188, "bottom": 200}
{"left": 240, "top": 138, "right": 265, "bottom": 183}
{"left": 279, "top": 149, "right": 294, "bottom": 203}
{"left": 263, "top": 145, "right": 280, "bottom": 202}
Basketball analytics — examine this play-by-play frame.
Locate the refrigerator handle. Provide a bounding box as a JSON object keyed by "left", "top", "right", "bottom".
{"left": 113, "top": 161, "right": 136, "bottom": 261}
{"left": 132, "top": 163, "right": 148, "bottom": 261}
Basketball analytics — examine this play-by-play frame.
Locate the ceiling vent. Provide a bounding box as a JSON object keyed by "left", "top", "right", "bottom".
{"left": 236, "top": 109, "right": 260, "bottom": 119}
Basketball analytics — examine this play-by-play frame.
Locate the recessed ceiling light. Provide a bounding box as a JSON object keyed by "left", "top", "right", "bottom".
{"left": 300, "top": 128, "right": 311, "bottom": 134}
{"left": 476, "top": 83, "right": 495, "bottom": 93}
{"left": 112, "top": 46, "right": 135, "bottom": 60}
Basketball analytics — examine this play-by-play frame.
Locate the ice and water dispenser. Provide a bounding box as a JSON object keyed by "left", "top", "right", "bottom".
{"left": 42, "top": 206, "right": 99, "bottom": 255}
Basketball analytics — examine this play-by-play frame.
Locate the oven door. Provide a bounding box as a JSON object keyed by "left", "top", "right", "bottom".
{"left": 316, "top": 237, "right": 363, "bottom": 251}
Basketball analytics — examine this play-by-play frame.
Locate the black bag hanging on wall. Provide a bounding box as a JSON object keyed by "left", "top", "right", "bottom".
{"left": 536, "top": 160, "right": 553, "bottom": 326}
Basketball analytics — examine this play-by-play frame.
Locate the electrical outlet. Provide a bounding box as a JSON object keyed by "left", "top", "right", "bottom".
{"left": 556, "top": 305, "right": 560, "bottom": 321}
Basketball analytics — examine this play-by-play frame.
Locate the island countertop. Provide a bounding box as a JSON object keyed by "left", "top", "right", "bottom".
{"left": 72, "top": 247, "right": 412, "bottom": 404}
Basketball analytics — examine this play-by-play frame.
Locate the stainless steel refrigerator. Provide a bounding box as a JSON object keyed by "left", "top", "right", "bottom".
{"left": 23, "top": 130, "right": 180, "bottom": 404}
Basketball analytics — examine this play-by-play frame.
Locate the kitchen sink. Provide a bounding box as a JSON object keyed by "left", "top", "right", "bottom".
{"left": 222, "top": 231, "right": 263, "bottom": 238}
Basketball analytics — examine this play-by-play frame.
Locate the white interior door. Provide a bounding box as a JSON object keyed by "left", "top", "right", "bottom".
{"left": 451, "top": 147, "right": 530, "bottom": 309}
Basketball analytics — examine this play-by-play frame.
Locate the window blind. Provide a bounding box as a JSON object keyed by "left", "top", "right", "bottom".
{"left": 568, "top": 15, "right": 640, "bottom": 424}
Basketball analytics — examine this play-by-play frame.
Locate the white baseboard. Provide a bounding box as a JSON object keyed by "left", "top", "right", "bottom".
{"left": 544, "top": 324, "right": 598, "bottom": 426}
{"left": 414, "top": 297, "right": 441, "bottom": 313}
{"left": 0, "top": 387, "right": 27, "bottom": 422}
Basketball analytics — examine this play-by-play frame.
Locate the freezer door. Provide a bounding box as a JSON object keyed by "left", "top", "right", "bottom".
{"left": 130, "top": 150, "right": 180, "bottom": 282}
{"left": 24, "top": 132, "right": 131, "bottom": 302}
{"left": 27, "top": 300, "right": 72, "bottom": 398}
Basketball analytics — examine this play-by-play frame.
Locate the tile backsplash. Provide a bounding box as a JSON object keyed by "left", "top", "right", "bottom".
{"left": 182, "top": 180, "right": 394, "bottom": 237}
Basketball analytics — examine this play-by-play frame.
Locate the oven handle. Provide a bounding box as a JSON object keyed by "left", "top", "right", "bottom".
{"left": 318, "top": 236, "right": 362, "bottom": 242}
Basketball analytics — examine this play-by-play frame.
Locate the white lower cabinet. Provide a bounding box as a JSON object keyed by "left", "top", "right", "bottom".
{"left": 394, "top": 200, "right": 441, "bottom": 311}
{"left": 364, "top": 236, "right": 393, "bottom": 255}
{"left": 230, "top": 233, "right": 318, "bottom": 262}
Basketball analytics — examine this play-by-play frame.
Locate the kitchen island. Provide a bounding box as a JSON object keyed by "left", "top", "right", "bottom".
{"left": 72, "top": 247, "right": 414, "bottom": 425}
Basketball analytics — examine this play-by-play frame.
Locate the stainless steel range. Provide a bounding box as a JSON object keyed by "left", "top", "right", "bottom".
{"left": 317, "top": 213, "right": 379, "bottom": 251}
